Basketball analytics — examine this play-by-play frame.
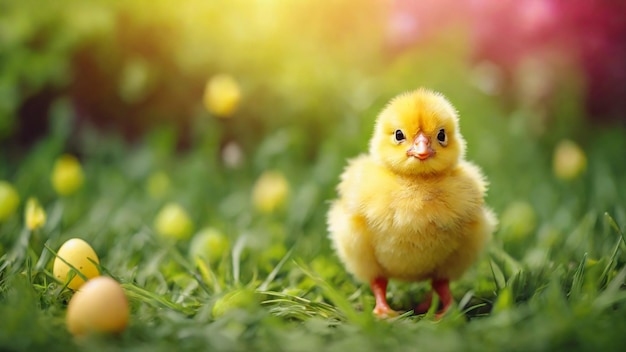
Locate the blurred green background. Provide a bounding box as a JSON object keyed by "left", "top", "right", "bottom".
{"left": 1, "top": 0, "right": 626, "bottom": 350}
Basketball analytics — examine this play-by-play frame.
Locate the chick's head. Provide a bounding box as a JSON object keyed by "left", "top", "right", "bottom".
{"left": 369, "top": 89, "right": 466, "bottom": 176}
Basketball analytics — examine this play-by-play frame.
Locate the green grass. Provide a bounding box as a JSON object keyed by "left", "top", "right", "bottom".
{"left": 1, "top": 105, "right": 626, "bottom": 351}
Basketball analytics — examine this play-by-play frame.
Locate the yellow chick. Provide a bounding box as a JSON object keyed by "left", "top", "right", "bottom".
{"left": 327, "top": 88, "right": 496, "bottom": 318}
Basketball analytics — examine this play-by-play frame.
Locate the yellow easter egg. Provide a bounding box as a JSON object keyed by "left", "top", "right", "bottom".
{"left": 252, "top": 171, "right": 289, "bottom": 213}
{"left": 500, "top": 201, "right": 537, "bottom": 241}
{"left": 53, "top": 238, "right": 100, "bottom": 290}
{"left": 189, "top": 228, "right": 230, "bottom": 264}
{"left": 212, "top": 288, "right": 259, "bottom": 319}
{"left": 0, "top": 180, "right": 20, "bottom": 221}
{"left": 553, "top": 139, "right": 586, "bottom": 180}
{"left": 154, "top": 202, "right": 194, "bottom": 240}
{"left": 146, "top": 171, "right": 171, "bottom": 199}
{"left": 203, "top": 74, "right": 241, "bottom": 118}
{"left": 51, "top": 154, "right": 85, "bottom": 196}
{"left": 66, "top": 276, "right": 129, "bottom": 336}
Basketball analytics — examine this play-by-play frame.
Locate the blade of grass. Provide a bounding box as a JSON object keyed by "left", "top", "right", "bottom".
{"left": 258, "top": 247, "right": 293, "bottom": 291}
{"left": 593, "top": 265, "right": 626, "bottom": 311}
{"left": 489, "top": 259, "right": 506, "bottom": 291}
{"left": 232, "top": 235, "right": 247, "bottom": 285}
{"left": 569, "top": 252, "right": 587, "bottom": 300}
{"left": 598, "top": 213, "right": 625, "bottom": 287}
{"left": 294, "top": 260, "right": 366, "bottom": 324}
{"left": 261, "top": 291, "right": 342, "bottom": 319}
{"left": 122, "top": 283, "right": 197, "bottom": 316}
{"left": 166, "top": 246, "right": 214, "bottom": 294}
{"left": 458, "top": 290, "right": 475, "bottom": 311}
{"left": 604, "top": 212, "right": 626, "bottom": 245}
{"left": 489, "top": 244, "right": 523, "bottom": 277}
{"left": 194, "top": 257, "right": 220, "bottom": 293}
{"left": 34, "top": 239, "right": 53, "bottom": 271}
{"left": 0, "top": 228, "right": 31, "bottom": 273}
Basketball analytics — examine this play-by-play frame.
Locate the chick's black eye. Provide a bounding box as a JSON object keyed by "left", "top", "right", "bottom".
{"left": 437, "top": 129, "right": 446, "bottom": 144}
{"left": 394, "top": 129, "right": 406, "bottom": 142}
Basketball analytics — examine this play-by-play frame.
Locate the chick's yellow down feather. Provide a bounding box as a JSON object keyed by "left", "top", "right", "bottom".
{"left": 327, "top": 88, "right": 496, "bottom": 318}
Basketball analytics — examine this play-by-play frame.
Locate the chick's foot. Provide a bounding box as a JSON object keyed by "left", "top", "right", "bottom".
{"left": 370, "top": 277, "right": 398, "bottom": 318}
{"left": 433, "top": 278, "right": 453, "bottom": 319}
{"left": 414, "top": 279, "right": 453, "bottom": 318}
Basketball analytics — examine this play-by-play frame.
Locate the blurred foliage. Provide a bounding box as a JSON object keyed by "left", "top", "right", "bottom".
{"left": 1, "top": 0, "right": 626, "bottom": 351}
{"left": 2, "top": 0, "right": 604, "bottom": 159}
{"left": 1, "top": 0, "right": 389, "bottom": 154}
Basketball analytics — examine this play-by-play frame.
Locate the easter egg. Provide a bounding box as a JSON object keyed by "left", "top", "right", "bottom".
{"left": 66, "top": 276, "right": 129, "bottom": 336}
{"left": 553, "top": 139, "right": 586, "bottom": 180}
{"left": 53, "top": 238, "right": 100, "bottom": 290}
{"left": 252, "top": 171, "right": 289, "bottom": 213}
{"left": 189, "top": 228, "right": 230, "bottom": 264}
{"left": 203, "top": 74, "right": 241, "bottom": 118}
{"left": 500, "top": 201, "right": 537, "bottom": 241}
{"left": 51, "top": 154, "right": 85, "bottom": 196}
{"left": 146, "top": 171, "right": 171, "bottom": 199}
{"left": 0, "top": 180, "right": 20, "bottom": 221}
{"left": 212, "top": 288, "right": 259, "bottom": 319}
{"left": 154, "top": 202, "right": 194, "bottom": 240}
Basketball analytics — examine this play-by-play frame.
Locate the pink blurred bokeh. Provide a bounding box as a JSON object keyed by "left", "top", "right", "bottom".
{"left": 387, "top": 0, "right": 626, "bottom": 122}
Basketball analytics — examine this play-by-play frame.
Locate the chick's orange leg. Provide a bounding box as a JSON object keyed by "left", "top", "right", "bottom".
{"left": 370, "top": 277, "right": 397, "bottom": 318}
{"left": 432, "top": 279, "right": 453, "bottom": 319}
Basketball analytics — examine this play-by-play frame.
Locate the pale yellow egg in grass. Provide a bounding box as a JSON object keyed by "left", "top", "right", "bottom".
{"left": 203, "top": 74, "right": 241, "bottom": 118}
{"left": 146, "top": 171, "right": 171, "bottom": 199}
{"left": 154, "top": 202, "right": 194, "bottom": 240}
{"left": 25, "top": 197, "right": 46, "bottom": 231}
{"left": 500, "top": 201, "right": 537, "bottom": 242}
{"left": 189, "top": 228, "right": 230, "bottom": 265}
{"left": 51, "top": 154, "right": 85, "bottom": 196}
{"left": 53, "top": 238, "right": 100, "bottom": 290}
{"left": 252, "top": 171, "right": 289, "bottom": 213}
{"left": 553, "top": 139, "right": 587, "bottom": 180}
{"left": 66, "top": 276, "right": 129, "bottom": 337}
{"left": 212, "top": 288, "right": 259, "bottom": 319}
{"left": 0, "top": 180, "right": 20, "bottom": 221}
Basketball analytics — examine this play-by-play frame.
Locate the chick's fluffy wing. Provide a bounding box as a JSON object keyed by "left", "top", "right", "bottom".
{"left": 336, "top": 155, "right": 397, "bottom": 218}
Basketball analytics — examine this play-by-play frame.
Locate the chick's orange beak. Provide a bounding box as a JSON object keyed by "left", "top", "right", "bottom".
{"left": 406, "top": 133, "right": 434, "bottom": 160}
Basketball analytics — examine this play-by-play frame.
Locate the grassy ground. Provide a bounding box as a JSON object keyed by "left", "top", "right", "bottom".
{"left": 1, "top": 94, "right": 626, "bottom": 351}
